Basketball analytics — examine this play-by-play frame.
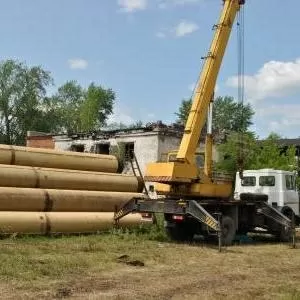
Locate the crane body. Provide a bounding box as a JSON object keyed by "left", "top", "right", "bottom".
{"left": 115, "top": 0, "right": 298, "bottom": 247}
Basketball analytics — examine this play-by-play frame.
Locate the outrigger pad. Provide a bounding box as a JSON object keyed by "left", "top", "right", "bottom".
{"left": 240, "top": 193, "right": 268, "bottom": 202}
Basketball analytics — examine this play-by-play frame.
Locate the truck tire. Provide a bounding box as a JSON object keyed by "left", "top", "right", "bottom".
{"left": 221, "top": 216, "right": 236, "bottom": 246}
{"left": 165, "top": 222, "right": 194, "bottom": 242}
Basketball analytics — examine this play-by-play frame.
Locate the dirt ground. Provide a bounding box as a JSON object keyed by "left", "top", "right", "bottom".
{"left": 0, "top": 231, "right": 299, "bottom": 300}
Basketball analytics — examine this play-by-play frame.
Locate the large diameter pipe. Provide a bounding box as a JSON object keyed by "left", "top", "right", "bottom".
{"left": 0, "top": 212, "right": 152, "bottom": 235}
{"left": 0, "top": 165, "right": 143, "bottom": 192}
{"left": 0, "top": 144, "right": 119, "bottom": 173}
{"left": 0, "top": 187, "right": 143, "bottom": 212}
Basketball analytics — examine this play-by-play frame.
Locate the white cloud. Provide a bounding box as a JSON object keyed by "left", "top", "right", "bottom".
{"left": 227, "top": 58, "right": 300, "bottom": 102}
{"left": 156, "top": 31, "right": 166, "bottom": 39}
{"left": 252, "top": 103, "right": 300, "bottom": 137}
{"left": 68, "top": 58, "right": 88, "bottom": 70}
{"left": 174, "top": 21, "right": 199, "bottom": 37}
{"left": 118, "top": 0, "right": 147, "bottom": 12}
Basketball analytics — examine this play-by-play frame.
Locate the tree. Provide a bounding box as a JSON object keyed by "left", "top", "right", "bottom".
{"left": 215, "top": 131, "right": 258, "bottom": 173}
{"left": 0, "top": 60, "right": 52, "bottom": 145}
{"left": 175, "top": 98, "right": 191, "bottom": 126}
{"left": 216, "top": 132, "right": 296, "bottom": 174}
{"left": 80, "top": 83, "right": 115, "bottom": 132}
{"left": 50, "top": 81, "right": 115, "bottom": 134}
{"left": 53, "top": 80, "right": 84, "bottom": 133}
{"left": 250, "top": 133, "right": 296, "bottom": 171}
{"left": 175, "top": 96, "right": 254, "bottom": 138}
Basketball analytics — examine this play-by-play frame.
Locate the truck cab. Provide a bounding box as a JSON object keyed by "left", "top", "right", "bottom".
{"left": 234, "top": 169, "right": 300, "bottom": 217}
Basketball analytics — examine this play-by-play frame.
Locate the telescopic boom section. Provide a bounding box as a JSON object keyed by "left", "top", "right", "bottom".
{"left": 177, "top": 0, "right": 244, "bottom": 164}
{"left": 145, "top": 0, "right": 244, "bottom": 184}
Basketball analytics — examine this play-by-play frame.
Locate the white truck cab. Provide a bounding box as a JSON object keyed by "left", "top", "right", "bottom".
{"left": 234, "top": 169, "right": 300, "bottom": 217}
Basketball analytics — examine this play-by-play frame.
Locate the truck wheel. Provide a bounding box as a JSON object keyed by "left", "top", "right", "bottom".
{"left": 165, "top": 222, "right": 194, "bottom": 242}
{"left": 221, "top": 216, "right": 236, "bottom": 246}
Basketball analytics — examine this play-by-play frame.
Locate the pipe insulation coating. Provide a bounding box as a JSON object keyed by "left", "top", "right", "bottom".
{"left": 0, "top": 165, "right": 143, "bottom": 192}
{"left": 0, "top": 144, "right": 119, "bottom": 173}
{"left": 0, "top": 212, "right": 150, "bottom": 235}
{"left": 0, "top": 187, "right": 143, "bottom": 212}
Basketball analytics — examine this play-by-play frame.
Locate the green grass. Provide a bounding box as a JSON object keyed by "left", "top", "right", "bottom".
{"left": 0, "top": 221, "right": 299, "bottom": 299}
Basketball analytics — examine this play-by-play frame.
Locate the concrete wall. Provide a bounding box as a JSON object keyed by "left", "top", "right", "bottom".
{"left": 158, "top": 135, "right": 182, "bottom": 162}
{"left": 53, "top": 132, "right": 184, "bottom": 176}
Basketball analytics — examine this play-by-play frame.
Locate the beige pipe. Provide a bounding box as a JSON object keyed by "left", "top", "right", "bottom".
{"left": 0, "top": 165, "right": 143, "bottom": 192}
{"left": 0, "top": 212, "right": 47, "bottom": 234}
{"left": 0, "top": 187, "right": 142, "bottom": 212}
{"left": 0, "top": 144, "right": 119, "bottom": 173}
{"left": 0, "top": 212, "right": 151, "bottom": 234}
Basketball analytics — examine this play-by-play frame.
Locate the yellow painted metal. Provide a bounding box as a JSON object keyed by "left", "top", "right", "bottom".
{"left": 145, "top": 162, "right": 198, "bottom": 183}
{"left": 0, "top": 165, "right": 143, "bottom": 192}
{"left": 0, "top": 144, "right": 118, "bottom": 173}
{"left": 177, "top": 0, "right": 242, "bottom": 164}
{"left": 154, "top": 182, "right": 232, "bottom": 198}
{"left": 145, "top": 0, "right": 243, "bottom": 186}
{"left": 0, "top": 212, "right": 151, "bottom": 234}
{"left": 0, "top": 187, "right": 143, "bottom": 212}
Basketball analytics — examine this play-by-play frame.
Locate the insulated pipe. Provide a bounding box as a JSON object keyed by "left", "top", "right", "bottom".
{"left": 0, "top": 212, "right": 151, "bottom": 235}
{"left": 0, "top": 144, "right": 119, "bottom": 173}
{"left": 0, "top": 165, "right": 143, "bottom": 192}
{"left": 0, "top": 187, "right": 143, "bottom": 212}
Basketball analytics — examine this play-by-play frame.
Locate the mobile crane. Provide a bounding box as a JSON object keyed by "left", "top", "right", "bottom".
{"left": 115, "top": 0, "right": 296, "bottom": 246}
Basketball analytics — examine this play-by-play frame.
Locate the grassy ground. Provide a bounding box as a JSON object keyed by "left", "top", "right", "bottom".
{"left": 0, "top": 225, "right": 299, "bottom": 300}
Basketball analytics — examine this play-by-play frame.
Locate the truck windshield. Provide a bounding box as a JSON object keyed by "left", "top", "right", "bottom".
{"left": 241, "top": 176, "right": 256, "bottom": 186}
{"left": 259, "top": 176, "right": 275, "bottom": 186}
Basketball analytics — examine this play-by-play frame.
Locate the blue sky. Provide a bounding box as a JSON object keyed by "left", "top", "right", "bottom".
{"left": 1, "top": 0, "right": 300, "bottom": 138}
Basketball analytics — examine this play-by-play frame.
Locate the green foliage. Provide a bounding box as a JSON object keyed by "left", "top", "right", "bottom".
{"left": 175, "top": 96, "right": 254, "bottom": 137}
{"left": 0, "top": 59, "right": 116, "bottom": 144}
{"left": 50, "top": 81, "right": 115, "bottom": 134}
{"left": 250, "top": 133, "right": 296, "bottom": 171}
{"left": 175, "top": 98, "right": 192, "bottom": 125}
{"left": 213, "top": 96, "right": 254, "bottom": 135}
{"left": 0, "top": 60, "right": 52, "bottom": 144}
{"left": 216, "top": 132, "right": 297, "bottom": 174}
{"left": 216, "top": 131, "right": 258, "bottom": 173}
{"left": 80, "top": 83, "right": 114, "bottom": 132}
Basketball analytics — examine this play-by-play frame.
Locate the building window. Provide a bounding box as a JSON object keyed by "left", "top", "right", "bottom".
{"left": 125, "top": 142, "right": 135, "bottom": 159}
{"left": 259, "top": 176, "right": 275, "bottom": 187}
{"left": 95, "top": 143, "right": 110, "bottom": 155}
{"left": 241, "top": 176, "right": 256, "bottom": 187}
{"left": 70, "top": 144, "right": 85, "bottom": 152}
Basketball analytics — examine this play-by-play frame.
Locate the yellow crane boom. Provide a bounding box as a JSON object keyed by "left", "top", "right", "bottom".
{"left": 145, "top": 0, "right": 245, "bottom": 189}
{"left": 177, "top": 0, "right": 244, "bottom": 164}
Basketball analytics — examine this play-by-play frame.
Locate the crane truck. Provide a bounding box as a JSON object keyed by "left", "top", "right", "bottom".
{"left": 115, "top": 0, "right": 298, "bottom": 246}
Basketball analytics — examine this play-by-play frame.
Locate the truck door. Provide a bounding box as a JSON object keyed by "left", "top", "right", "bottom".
{"left": 284, "top": 174, "right": 299, "bottom": 215}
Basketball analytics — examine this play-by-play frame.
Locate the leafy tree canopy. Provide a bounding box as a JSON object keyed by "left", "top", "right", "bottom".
{"left": 0, "top": 59, "right": 116, "bottom": 144}
{"left": 216, "top": 132, "right": 296, "bottom": 174}
{"left": 175, "top": 96, "right": 254, "bottom": 138}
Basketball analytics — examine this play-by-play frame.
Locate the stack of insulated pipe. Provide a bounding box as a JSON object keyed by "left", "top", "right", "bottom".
{"left": 0, "top": 145, "right": 149, "bottom": 235}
